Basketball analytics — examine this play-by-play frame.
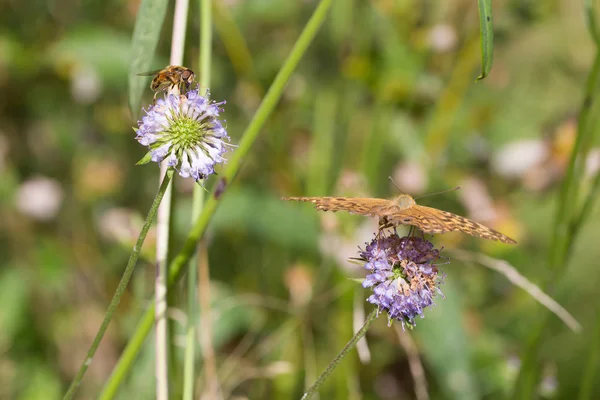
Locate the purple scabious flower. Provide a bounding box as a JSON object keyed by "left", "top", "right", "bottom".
{"left": 135, "top": 89, "right": 232, "bottom": 181}
{"left": 360, "top": 232, "right": 445, "bottom": 329}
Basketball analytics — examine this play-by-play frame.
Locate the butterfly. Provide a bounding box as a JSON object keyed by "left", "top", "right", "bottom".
{"left": 282, "top": 193, "right": 517, "bottom": 244}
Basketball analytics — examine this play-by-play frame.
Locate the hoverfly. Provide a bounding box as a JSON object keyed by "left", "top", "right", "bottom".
{"left": 137, "top": 65, "right": 195, "bottom": 97}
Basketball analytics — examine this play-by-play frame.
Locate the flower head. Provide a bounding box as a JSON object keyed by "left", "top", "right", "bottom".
{"left": 135, "top": 89, "right": 232, "bottom": 181}
{"left": 360, "top": 232, "right": 445, "bottom": 329}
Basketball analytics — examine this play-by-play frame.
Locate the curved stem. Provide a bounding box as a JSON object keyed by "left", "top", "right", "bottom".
{"left": 63, "top": 169, "right": 174, "bottom": 400}
{"left": 301, "top": 309, "right": 378, "bottom": 400}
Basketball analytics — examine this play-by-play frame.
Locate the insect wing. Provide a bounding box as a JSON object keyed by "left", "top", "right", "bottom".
{"left": 137, "top": 69, "right": 164, "bottom": 77}
{"left": 282, "top": 196, "right": 394, "bottom": 217}
{"left": 391, "top": 205, "right": 516, "bottom": 244}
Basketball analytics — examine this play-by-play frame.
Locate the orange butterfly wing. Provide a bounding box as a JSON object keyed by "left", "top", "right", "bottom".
{"left": 282, "top": 196, "right": 396, "bottom": 218}
{"left": 387, "top": 205, "right": 517, "bottom": 244}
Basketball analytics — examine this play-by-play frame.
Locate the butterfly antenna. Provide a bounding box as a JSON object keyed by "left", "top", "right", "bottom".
{"left": 413, "top": 186, "right": 461, "bottom": 200}
{"left": 388, "top": 176, "right": 405, "bottom": 194}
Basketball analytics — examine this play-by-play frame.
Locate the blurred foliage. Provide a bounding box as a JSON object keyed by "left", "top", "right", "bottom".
{"left": 1, "top": 0, "right": 600, "bottom": 399}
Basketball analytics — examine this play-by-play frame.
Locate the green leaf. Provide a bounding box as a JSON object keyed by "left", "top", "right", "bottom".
{"left": 136, "top": 151, "right": 153, "bottom": 165}
{"left": 476, "top": 0, "right": 494, "bottom": 81}
{"left": 128, "top": 0, "right": 169, "bottom": 118}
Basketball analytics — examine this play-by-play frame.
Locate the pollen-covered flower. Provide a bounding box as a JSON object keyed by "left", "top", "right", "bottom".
{"left": 359, "top": 232, "right": 445, "bottom": 329}
{"left": 135, "top": 89, "right": 231, "bottom": 181}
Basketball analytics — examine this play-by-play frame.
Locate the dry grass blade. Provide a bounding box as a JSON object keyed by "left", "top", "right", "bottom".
{"left": 394, "top": 326, "right": 429, "bottom": 400}
{"left": 451, "top": 250, "right": 582, "bottom": 333}
{"left": 354, "top": 290, "right": 371, "bottom": 363}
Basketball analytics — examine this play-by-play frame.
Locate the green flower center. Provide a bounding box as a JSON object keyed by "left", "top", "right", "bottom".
{"left": 165, "top": 115, "right": 206, "bottom": 149}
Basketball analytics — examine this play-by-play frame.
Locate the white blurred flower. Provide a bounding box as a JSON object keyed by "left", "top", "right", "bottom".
{"left": 428, "top": 24, "right": 458, "bottom": 52}
{"left": 585, "top": 148, "right": 600, "bottom": 177}
{"left": 98, "top": 208, "right": 142, "bottom": 244}
{"left": 458, "top": 177, "right": 497, "bottom": 223}
{"left": 491, "top": 139, "right": 548, "bottom": 178}
{"left": 392, "top": 160, "right": 427, "bottom": 195}
{"left": 16, "top": 177, "right": 63, "bottom": 221}
{"left": 71, "top": 65, "right": 102, "bottom": 104}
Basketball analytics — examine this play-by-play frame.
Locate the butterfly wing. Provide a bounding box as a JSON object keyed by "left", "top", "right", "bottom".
{"left": 282, "top": 196, "right": 396, "bottom": 218}
{"left": 388, "top": 205, "right": 517, "bottom": 244}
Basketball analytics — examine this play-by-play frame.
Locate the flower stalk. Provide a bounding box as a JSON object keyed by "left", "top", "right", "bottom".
{"left": 63, "top": 169, "right": 175, "bottom": 400}
{"left": 301, "top": 309, "right": 378, "bottom": 400}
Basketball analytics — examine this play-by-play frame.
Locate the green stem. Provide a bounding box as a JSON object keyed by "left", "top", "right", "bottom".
{"left": 579, "top": 307, "right": 600, "bottom": 400}
{"left": 63, "top": 169, "right": 174, "bottom": 400}
{"left": 585, "top": 0, "right": 600, "bottom": 46}
{"left": 548, "top": 51, "right": 600, "bottom": 272}
{"left": 570, "top": 133, "right": 600, "bottom": 243}
{"left": 513, "top": 50, "right": 600, "bottom": 400}
{"left": 301, "top": 309, "right": 378, "bottom": 400}
{"left": 182, "top": 1, "right": 212, "bottom": 398}
{"left": 99, "top": 304, "right": 155, "bottom": 400}
{"left": 98, "top": 0, "right": 333, "bottom": 398}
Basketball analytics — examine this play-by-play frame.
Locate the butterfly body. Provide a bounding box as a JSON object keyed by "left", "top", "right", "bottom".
{"left": 282, "top": 194, "right": 516, "bottom": 244}
{"left": 392, "top": 194, "right": 416, "bottom": 209}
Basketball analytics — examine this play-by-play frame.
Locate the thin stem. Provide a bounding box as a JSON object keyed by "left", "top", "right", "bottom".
{"left": 301, "top": 309, "right": 378, "bottom": 400}
{"left": 585, "top": 0, "right": 600, "bottom": 47}
{"left": 548, "top": 50, "right": 600, "bottom": 271}
{"left": 99, "top": 304, "right": 155, "bottom": 400}
{"left": 154, "top": 165, "right": 172, "bottom": 400}
{"left": 579, "top": 306, "right": 600, "bottom": 400}
{"left": 571, "top": 160, "right": 600, "bottom": 239}
{"left": 170, "top": 0, "right": 190, "bottom": 66}
{"left": 63, "top": 169, "right": 174, "bottom": 400}
{"left": 199, "top": 0, "right": 212, "bottom": 86}
{"left": 155, "top": 1, "right": 190, "bottom": 399}
{"left": 198, "top": 241, "right": 221, "bottom": 398}
{"left": 98, "top": 1, "right": 333, "bottom": 397}
{"left": 183, "top": 189, "right": 203, "bottom": 400}
{"left": 395, "top": 326, "right": 429, "bottom": 400}
{"left": 183, "top": 1, "right": 212, "bottom": 398}
{"left": 212, "top": 0, "right": 260, "bottom": 86}
{"left": 182, "top": 200, "right": 201, "bottom": 400}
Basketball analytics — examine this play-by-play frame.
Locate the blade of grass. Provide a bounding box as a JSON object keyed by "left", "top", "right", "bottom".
{"left": 212, "top": 0, "right": 260, "bottom": 85}
{"left": 579, "top": 306, "right": 600, "bottom": 400}
{"left": 451, "top": 250, "right": 581, "bottom": 333}
{"left": 585, "top": 0, "right": 600, "bottom": 46}
{"left": 128, "top": 0, "right": 169, "bottom": 118}
{"left": 476, "top": 0, "right": 494, "bottom": 81}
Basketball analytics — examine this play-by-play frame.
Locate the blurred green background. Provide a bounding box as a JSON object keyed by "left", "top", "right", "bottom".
{"left": 1, "top": 0, "right": 599, "bottom": 399}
